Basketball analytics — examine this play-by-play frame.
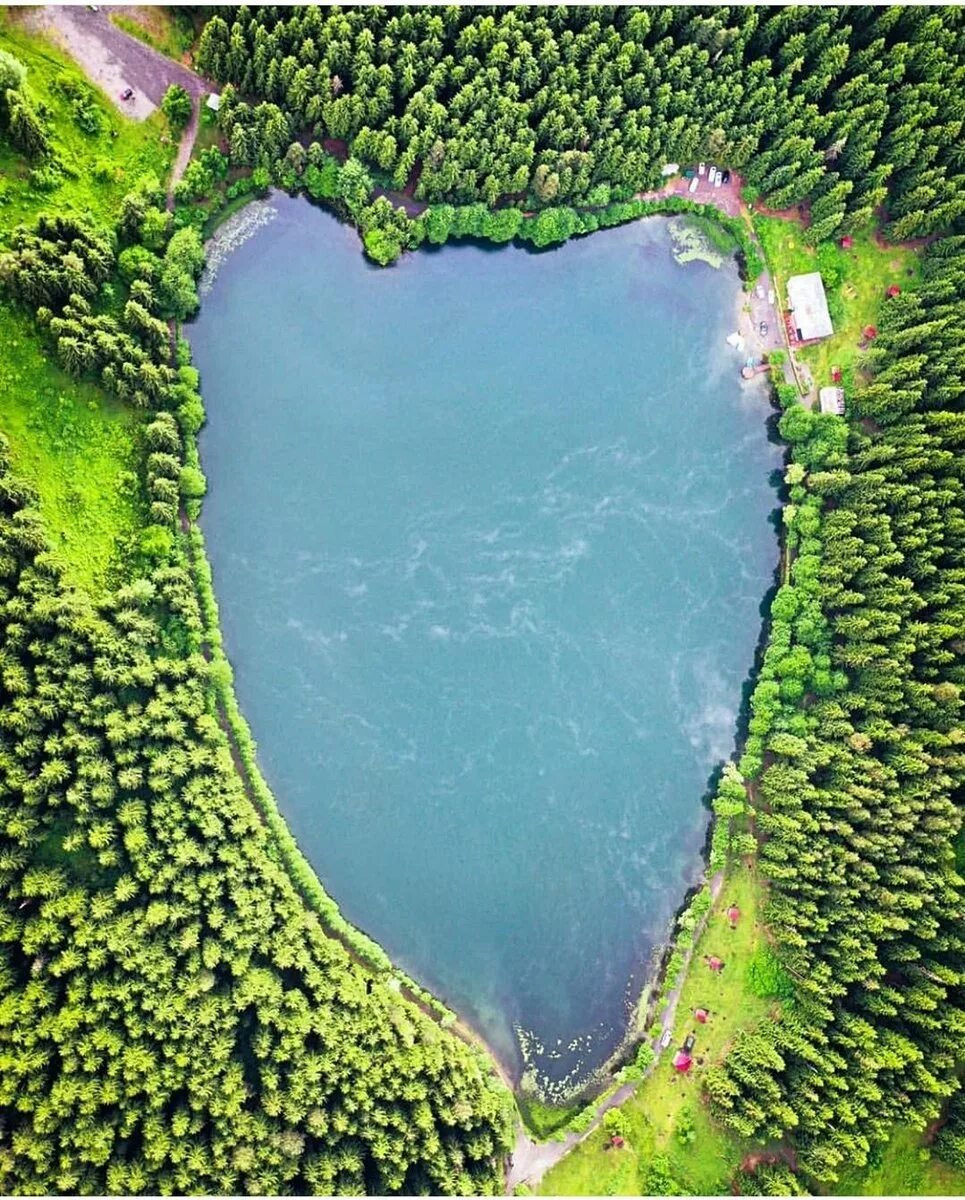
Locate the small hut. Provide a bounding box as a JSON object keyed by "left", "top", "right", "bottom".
{"left": 726, "top": 905, "right": 741, "bottom": 928}
{"left": 673, "top": 1033, "right": 696, "bottom": 1073}
{"left": 820, "top": 387, "right": 846, "bottom": 415}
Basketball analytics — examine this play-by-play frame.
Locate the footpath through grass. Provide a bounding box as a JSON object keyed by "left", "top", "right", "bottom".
{"left": 0, "top": 16, "right": 174, "bottom": 592}
{"left": 539, "top": 865, "right": 775, "bottom": 1196}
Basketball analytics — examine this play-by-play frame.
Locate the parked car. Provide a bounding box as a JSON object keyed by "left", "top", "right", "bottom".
{"left": 756, "top": 283, "right": 765, "bottom": 300}
{"left": 721, "top": 168, "right": 731, "bottom": 184}
{"left": 713, "top": 169, "right": 722, "bottom": 188}
{"left": 768, "top": 288, "right": 775, "bottom": 304}
{"left": 688, "top": 176, "right": 699, "bottom": 193}
{"left": 120, "top": 87, "right": 134, "bottom": 101}
{"left": 759, "top": 321, "right": 769, "bottom": 336}
{"left": 698, "top": 161, "right": 706, "bottom": 176}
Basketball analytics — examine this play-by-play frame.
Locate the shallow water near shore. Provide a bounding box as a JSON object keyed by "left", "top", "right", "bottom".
{"left": 191, "top": 195, "right": 781, "bottom": 1093}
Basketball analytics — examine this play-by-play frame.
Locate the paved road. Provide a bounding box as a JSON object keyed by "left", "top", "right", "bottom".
{"left": 26, "top": 5, "right": 207, "bottom": 120}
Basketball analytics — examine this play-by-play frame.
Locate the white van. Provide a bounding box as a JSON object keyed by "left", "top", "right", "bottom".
{"left": 689, "top": 176, "right": 699, "bottom": 193}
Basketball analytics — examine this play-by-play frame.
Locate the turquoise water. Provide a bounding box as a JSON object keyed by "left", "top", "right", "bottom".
{"left": 191, "top": 196, "right": 781, "bottom": 1093}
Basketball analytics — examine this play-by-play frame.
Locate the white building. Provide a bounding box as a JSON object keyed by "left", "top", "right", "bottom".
{"left": 819, "top": 386, "right": 845, "bottom": 415}
{"left": 787, "top": 272, "right": 833, "bottom": 342}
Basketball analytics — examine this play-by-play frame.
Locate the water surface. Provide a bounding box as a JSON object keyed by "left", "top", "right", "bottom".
{"left": 192, "top": 197, "right": 780, "bottom": 1092}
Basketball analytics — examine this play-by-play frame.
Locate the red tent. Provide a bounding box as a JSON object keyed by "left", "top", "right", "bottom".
{"left": 727, "top": 905, "right": 741, "bottom": 926}
{"left": 840, "top": 235, "right": 854, "bottom": 249}
{"left": 707, "top": 956, "right": 725, "bottom": 972}
{"left": 610, "top": 1135, "right": 625, "bottom": 1148}
{"left": 863, "top": 325, "right": 878, "bottom": 340}
{"left": 672, "top": 1050, "right": 693, "bottom": 1072}
{"left": 831, "top": 365, "right": 842, "bottom": 383}
{"left": 887, "top": 284, "right": 901, "bottom": 298}
{"left": 695, "top": 1008, "right": 709, "bottom": 1024}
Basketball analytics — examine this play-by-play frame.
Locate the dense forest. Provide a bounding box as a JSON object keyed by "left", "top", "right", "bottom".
{"left": 0, "top": 77, "right": 513, "bottom": 1195}
{"left": 703, "top": 239, "right": 965, "bottom": 1182}
{"left": 2, "top": 4, "right": 965, "bottom": 1195}
{"left": 196, "top": 6, "right": 965, "bottom": 242}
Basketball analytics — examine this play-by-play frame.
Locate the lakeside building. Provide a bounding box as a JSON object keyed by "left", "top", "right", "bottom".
{"left": 820, "top": 386, "right": 846, "bottom": 415}
{"left": 787, "top": 272, "right": 834, "bottom": 342}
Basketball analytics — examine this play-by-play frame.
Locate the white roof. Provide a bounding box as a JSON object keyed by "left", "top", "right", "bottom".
{"left": 819, "top": 386, "right": 845, "bottom": 415}
{"left": 787, "top": 272, "right": 833, "bottom": 341}
{"left": 661, "top": 162, "right": 680, "bottom": 176}
{"left": 206, "top": 93, "right": 221, "bottom": 111}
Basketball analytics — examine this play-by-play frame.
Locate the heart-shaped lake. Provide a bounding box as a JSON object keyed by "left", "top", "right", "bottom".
{"left": 191, "top": 195, "right": 781, "bottom": 1096}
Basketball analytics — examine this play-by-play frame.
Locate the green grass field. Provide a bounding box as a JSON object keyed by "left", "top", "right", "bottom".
{"left": 539, "top": 865, "right": 775, "bottom": 1196}
{"left": 109, "top": 7, "right": 198, "bottom": 64}
{"left": 0, "top": 16, "right": 173, "bottom": 591}
{"left": 753, "top": 215, "right": 921, "bottom": 396}
{"left": 833, "top": 1124, "right": 965, "bottom": 1197}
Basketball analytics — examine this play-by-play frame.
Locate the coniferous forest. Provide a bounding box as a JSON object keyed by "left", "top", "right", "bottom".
{"left": 0, "top": 5, "right": 964, "bottom": 1196}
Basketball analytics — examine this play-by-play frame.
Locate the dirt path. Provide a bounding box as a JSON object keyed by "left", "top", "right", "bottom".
{"left": 506, "top": 870, "right": 725, "bottom": 1193}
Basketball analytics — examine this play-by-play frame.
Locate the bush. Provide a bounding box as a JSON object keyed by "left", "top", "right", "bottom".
{"left": 161, "top": 84, "right": 192, "bottom": 131}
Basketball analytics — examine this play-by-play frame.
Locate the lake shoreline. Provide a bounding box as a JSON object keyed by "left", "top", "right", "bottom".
{"left": 191, "top": 195, "right": 784, "bottom": 1108}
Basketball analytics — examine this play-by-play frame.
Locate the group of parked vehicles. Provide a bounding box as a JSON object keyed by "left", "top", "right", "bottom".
{"left": 688, "top": 163, "right": 730, "bottom": 192}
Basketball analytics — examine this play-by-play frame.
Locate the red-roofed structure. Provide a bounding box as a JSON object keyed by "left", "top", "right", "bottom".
{"left": 831, "top": 365, "right": 842, "bottom": 383}
{"left": 840, "top": 235, "right": 854, "bottom": 249}
{"left": 863, "top": 325, "right": 878, "bottom": 340}
{"left": 707, "top": 955, "right": 725, "bottom": 972}
{"left": 727, "top": 905, "right": 741, "bottom": 926}
{"left": 672, "top": 1050, "right": 692, "bottom": 1072}
{"left": 887, "top": 284, "right": 901, "bottom": 298}
{"left": 695, "top": 1008, "right": 709, "bottom": 1024}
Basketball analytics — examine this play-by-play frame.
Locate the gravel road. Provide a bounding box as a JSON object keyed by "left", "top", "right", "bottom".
{"left": 26, "top": 5, "right": 206, "bottom": 120}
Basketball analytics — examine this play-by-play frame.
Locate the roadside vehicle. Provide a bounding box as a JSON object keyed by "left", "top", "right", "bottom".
{"left": 689, "top": 176, "right": 699, "bottom": 193}
{"left": 756, "top": 283, "right": 765, "bottom": 300}
{"left": 713, "top": 169, "right": 722, "bottom": 187}
{"left": 120, "top": 87, "right": 134, "bottom": 101}
{"left": 759, "top": 321, "right": 768, "bottom": 336}
{"left": 721, "top": 168, "right": 731, "bottom": 184}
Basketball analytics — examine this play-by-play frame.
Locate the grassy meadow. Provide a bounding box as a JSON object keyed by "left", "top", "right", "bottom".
{"left": 0, "top": 15, "right": 174, "bottom": 591}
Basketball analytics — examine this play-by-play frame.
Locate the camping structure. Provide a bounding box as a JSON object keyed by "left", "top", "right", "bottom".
{"left": 707, "top": 955, "right": 725, "bottom": 972}
{"left": 695, "top": 1008, "right": 709, "bottom": 1024}
{"left": 787, "top": 272, "right": 834, "bottom": 342}
{"left": 887, "top": 284, "right": 901, "bottom": 298}
{"left": 840, "top": 235, "right": 854, "bottom": 249}
{"left": 727, "top": 904, "right": 741, "bottom": 927}
{"left": 673, "top": 1033, "right": 696, "bottom": 1073}
{"left": 820, "top": 386, "right": 846, "bottom": 415}
{"left": 831, "top": 364, "right": 842, "bottom": 383}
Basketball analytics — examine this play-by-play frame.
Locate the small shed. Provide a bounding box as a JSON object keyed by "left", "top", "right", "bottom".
{"left": 820, "top": 386, "right": 846, "bottom": 416}
{"left": 661, "top": 162, "right": 680, "bottom": 177}
{"left": 787, "top": 272, "right": 834, "bottom": 342}
{"left": 206, "top": 92, "right": 222, "bottom": 113}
